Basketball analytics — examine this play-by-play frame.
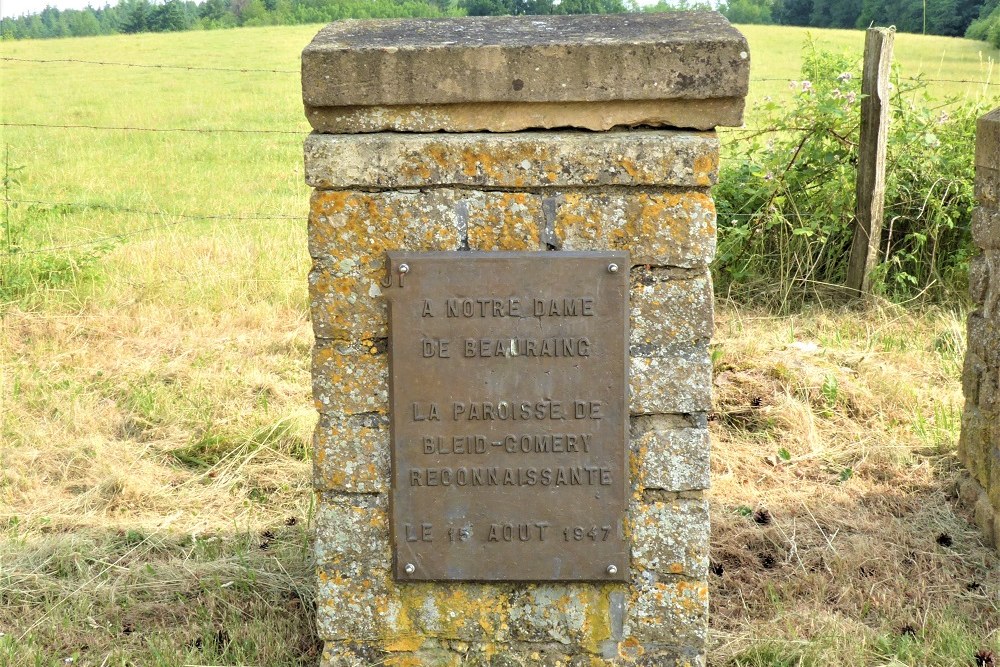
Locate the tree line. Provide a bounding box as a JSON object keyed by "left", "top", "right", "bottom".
{"left": 2, "top": 0, "right": 999, "bottom": 46}
{"left": 707, "top": 0, "right": 1000, "bottom": 46}
{"left": 0, "top": 0, "right": 627, "bottom": 39}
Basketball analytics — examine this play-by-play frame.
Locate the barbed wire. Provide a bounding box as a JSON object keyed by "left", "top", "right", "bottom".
{"left": 4, "top": 55, "right": 997, "bottom": 88}
{"left": 899, "top": 76, "right": 999, "bottom": 87}
{"left": 1, "top": 121, "right": 305, "bottom": 136}
{"left": 753, "top": 75, "right": 998, "bottom": 87}
{"left": 2, "top": 197, "right": 303, "bottom": 256}
{"left": 0, "top": 56, "right": 298, "bottom": 74}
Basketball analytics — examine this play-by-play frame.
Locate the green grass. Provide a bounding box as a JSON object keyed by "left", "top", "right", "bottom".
{"left": 1, "top": 21, "right": 999, "bottom": 667}
{"left": 740, "top": 24, "right": 1000, "bottom": 105}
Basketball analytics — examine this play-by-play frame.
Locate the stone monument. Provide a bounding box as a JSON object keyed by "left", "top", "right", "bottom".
{"left": 303, "top": 13, "right": 749, "bottom": 665}
{"left": 960, "top": 107, "right": 1000, "bottom": 552}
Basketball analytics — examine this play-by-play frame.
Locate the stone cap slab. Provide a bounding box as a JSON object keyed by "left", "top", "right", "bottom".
{"left": 978, "top": 108, "right": 1000, "bottom": 169}
{"left": 301, "top": 13, "right": 749, "bottom": 132}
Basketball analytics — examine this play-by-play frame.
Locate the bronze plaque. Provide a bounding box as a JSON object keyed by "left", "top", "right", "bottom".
{"left": 385, "top": 251, "right": 629, "bottom": 581}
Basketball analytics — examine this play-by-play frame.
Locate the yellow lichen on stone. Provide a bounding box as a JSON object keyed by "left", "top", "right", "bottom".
{"left": 466, "top": 192, "right": 542, "bottom": 251}
{"left": 580, "top": 588, "right": 613, "bottom": 652}
{"left": 693, "top": 153, "right": 717, "bottom": 186}
{"left": 618, "top": 636, "right": 644, "bottom": 660}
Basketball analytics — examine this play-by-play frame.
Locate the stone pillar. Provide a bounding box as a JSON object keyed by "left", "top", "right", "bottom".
{"left": 303, "top": 14, "right": 749, "bottom": 666}
{"left": 959, "top": 107, "right": 1000, "bottom": 552}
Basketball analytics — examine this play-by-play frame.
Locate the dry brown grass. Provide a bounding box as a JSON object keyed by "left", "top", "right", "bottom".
{"left": 3, "top": 291, "right": 997, "bottom": 666}
{"left": 708, "top": 301, "right": 1000, "bottom": 666}
{"left": 1, "top": 299, "right": 321, "bottom": 665}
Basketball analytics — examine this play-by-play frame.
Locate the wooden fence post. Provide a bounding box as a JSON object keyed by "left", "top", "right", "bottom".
{"left": 846, "top": 27, "right": 895, "bottom": 295}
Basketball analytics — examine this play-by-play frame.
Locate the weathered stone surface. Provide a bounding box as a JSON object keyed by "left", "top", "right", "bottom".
{"left": 970, "top": 254, "right": 991, "bottom": 304}
{"left": 553, "top": 191, "right": 717, "bottom": 267}
{"left": 302, "top": 14, "right": 749, "bottom": 132}
{"left": 304, "top": 131, "right": 719, "bottom": 190}
{"left": 972, "top": 207, "right": 1000, "bottom": 249}
{"left": 630, "top": 425, "right": 711, "bottom": 493}
{"left": 624, "top": 578, "right": 708, "bottom": 647}
{"left": 958, "top": 477, "right": 1000, "bottom": 547}
{"left": 394, "top": 584, "right": 513, "bottom": 643}
{"left": 977, "top": 108, "right": 1000, "bottom": 169}
{"left": 630, "top": 343, "right": 712, "bottom": 415}
{"left": 631, "top": 499, "right": 709, "bottom": 579}
{"left": 315, "top": 494, "right": 393, "bottom": 641}
{"left": 960, "top": 406, "right": 991, "bottom": 489}
{"left": 962, "top": 350, "right": 986, "bottom": 410}
{"left": 630, "top": 268, "right": 714, "bottom": 350}
{"left": 315, "top": 493, "right": 389, "bottom": 570}
{"left": 320, "top": 642, "right": 386, "bottom": 667}
{"left": 319, "top": 642, "right": 705, "bottom": 667}
{"left": 308, "top": 189, "right": 463, "bottom": 339}
{"left": 977, "top": 166, "right": 1000, "bottom": 209}
{"left": 308, "top": 99, "right": 746, "bottom": 134}
{"left": 975, "top": 490, "right": 997, "bottom": 547}
{"left": 506, "top": 585, "right": 612, "bottom": 646}
{"left": 464, "top": 192, "right": 543, "bottom": 251}
{"left": 313, "top": 413, "right": 388, "bottom": 492}
{"left": 968, "top": 312, "right": 1000, "bottom": 367}
{"left": 312, "top": 339, "right": 387, "bottom": 415}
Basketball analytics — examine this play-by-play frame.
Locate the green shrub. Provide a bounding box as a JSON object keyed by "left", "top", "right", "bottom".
{"left": 714, "top": 42, "right": 992, "bottom": 308}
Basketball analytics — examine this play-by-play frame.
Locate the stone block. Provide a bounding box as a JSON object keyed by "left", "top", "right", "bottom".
{"left": 962, "top": 350, "right": 985, "bottom": 409}
{"left": 553, "top": 191, "right": 717, "bottom": 268}
{"left": 506, "top": 585, "right": 614, "bottom": 647}
{"left": 961, "top": 407, "right": 991, "bottom": 487}
{"left": 969, "top": 253, "right": 990, "bottom": 304}
{"left": 315, "top": 492, "right": 390, "bottom": 572}
{"left": 307, "top": 99, "right": 746, "bottom": 134}
{"left": 968, "top": 312, "right": 1000, "bottom": 367}
{"left": 302, "top": 14, "right": 749, "bottom": 132}
{"left": 977, "top": 108, "right": 1000, "bottom": 169}
{"left": 464, "top": 192, "right": 543, "bottom": 251}
{"left": 630, "top": 426, "right": 711, "bottom": 493}
{"left": 308, "top": 189, "right": 464, "bottom": 260}
{"left": 631, "top": 499, "right": 709, "bottom": 579}
{"left": 980, "top": 367, "right": 1000, "bottom": 413}
{"left": 974, "top": 491, "right": 997, "bottom": 547}
{"left": 624, "top": 578, "right": 708, "bottom": 648}
{"left": 313, "top": 413, "right": 389, "bottom": 492}
{"left": 977, "top": 166, "right": 999, "bottom": 209}
{"left": 315, "top": 494, "right": 394, "bottom": 641}
{"left": 308, "top": 189, "right": 463, "bottom": 338}
{"left": 304, "top": 131, "right": 719, "bottom": 190}
{"left": 972, "top": 207, "right": 1000, "bottom": 249}
{"left": 630, "top": 268, "right": 714, "bottom": 351}
{"left": 312, "top": 339, "right": 388, "bottom": 416}
{"left": 392, "top": 584, "right": 514, "bottom": 644}
{"left": 320, "top": 642, "right": 385, "bottom": 667}
{"left": 630, "top": 343, "right": 712, "bottom": 415}
{"left": 309, "top": 257, "right": 389, "bottom": 342}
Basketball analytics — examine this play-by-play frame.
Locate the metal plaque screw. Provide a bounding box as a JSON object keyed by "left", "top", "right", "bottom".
{"left": 398, "top": 263, "right": 410, "bottom": 274}
{"left": 607, "top": 263, "right": 619, "bottom": 274}
{"left": 404, "top": 563, "right": 416, "bottom": 574}
{"left": 606, "top": 564, "right": 618, "bottom": 575}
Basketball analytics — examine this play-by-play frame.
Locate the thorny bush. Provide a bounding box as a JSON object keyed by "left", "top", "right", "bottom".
{"left": 714, "top": 42, "right": 994, "bottom": 308}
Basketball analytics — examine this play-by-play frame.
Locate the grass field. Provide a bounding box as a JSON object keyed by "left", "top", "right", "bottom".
{"left": 1, "top": 20, "right": 1000, "bottom": 667}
